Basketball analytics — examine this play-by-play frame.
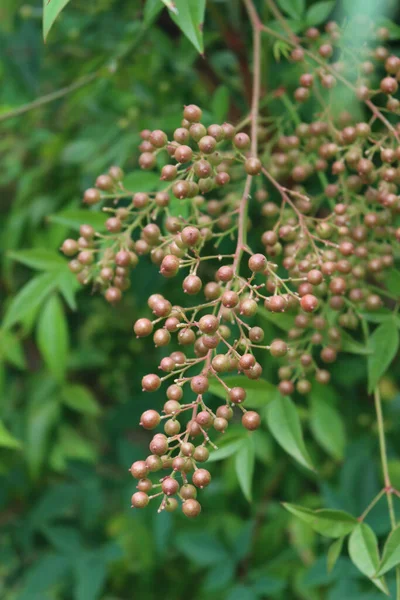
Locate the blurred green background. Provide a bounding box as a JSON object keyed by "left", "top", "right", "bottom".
{"left": 2, "top": 1, "right": 400, "bottom": 599}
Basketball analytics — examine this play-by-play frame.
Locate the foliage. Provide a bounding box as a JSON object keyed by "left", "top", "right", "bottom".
{"left": 1, "top": 1, "right": 400, "bottom": 599}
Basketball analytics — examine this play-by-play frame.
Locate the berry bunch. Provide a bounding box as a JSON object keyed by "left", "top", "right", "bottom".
{"left": 60, "top": 13, "right": 400, "bottom": 516}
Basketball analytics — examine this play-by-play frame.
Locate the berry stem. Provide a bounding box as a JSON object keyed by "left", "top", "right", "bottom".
{"left": 374, "top": 385, "right": 400, "bottom": 598}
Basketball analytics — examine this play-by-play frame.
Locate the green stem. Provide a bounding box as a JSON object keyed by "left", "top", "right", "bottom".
{"left": 358, "top": 488, "right": 385, "bottom": 522}
{"left": 374, "top": 386, "right": 400, "bottom": 598}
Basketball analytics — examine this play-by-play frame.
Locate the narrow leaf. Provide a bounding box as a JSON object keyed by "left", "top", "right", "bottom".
{"left": 235, "top": 437, "right": 255, "bottom": 502}
{"left": 0, "top": 420, "right": 22, "bottom": 449}
{"left": 143, "top": 0, "right": 164, "bottom": 26}
{"left": 306, "top": 1, "right": 335, "bottom": 27}
{"left": 3, "top": 272, "right": 58, "bottom": 330}
{"left": 283, "top": 504, "right": 358, "bottom": 538}
{"left": 7, "top": 249, "right": 65, "bottom": 271}
{"left": 48, "top": 210, "right": 106, "bottom": 232}
{"left": 170, "top": 0, "right": 206, "bottom": 54}
{"left": 368, "top": 321, "right": 399, "bottom": 393}
{"left": 327, "top": 537, "right": 344, "bottom": 573}
{"left": 36, "top": 294, "right": 69, "bottom": 382}
{"left": 208, "top": 440, "right": 244, "bottom": 463}
{"left": 310, "top": 395, "right": 346, "bottom": 460}
{"left": 277, "top": 0, "right": 305, "bottom": 20}
{"left": 266, "top": 395, "right": 314, "bottom": 470}
{"left": 43, "top": 0, "right": 71, "bottom": 41}
{"left": 61, "top": 384, "right": 100, "bottom": 416}
{"left": 377, "top": 525, "right": 400, "bottom": 576}
{"left": 349, "top": 523, "right": 389, "bottom": 594}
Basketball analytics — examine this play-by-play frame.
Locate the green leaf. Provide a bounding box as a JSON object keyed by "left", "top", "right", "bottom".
{"left": 57, "top": 270, "right": 80, "bottom": 311}
{"left": 3, "top": 271, "right": 58, "bottom": 330}
{"left": 327, "top": 537, "right": 344, "bottom": 573}
{"left": 235, "top": 436, "right": 255, "bottom": 502}
{"left": 170, "top": 0, "right": 206, "bottom": 54}
{"left": 385, "top": 269, "right": 400, "bottom": 296}
{"left": 175, "top": 532, "right": 229, "bottom": 566}
{"left": 0, "top": 330, "right": 26, "bottom": 369}
{"left": 305, "top": 1, "right": 335, "bottom": 26}
{"left": 377, "top": 525, "right": 400, "bottom": 576}
{"left": 277, "top": 0, "right": 305, "bottom": 20}
{"left": 43, "top": 0, "right": 71, "bottom": 41}
{"left": 7, "top": 249, "right": 65, "bottom": 271}
{"left": 61, "top": 384, "right": 101, "bottom": 416}
{"left": 26, "top": 399, "right": 61, "bottom": 479}
{"left": 59, "top": 425, "right": 97, "bottom": 463}
{"left": 211, "top": 86, "right": 230, "bottom": 123}
{"left": 310, "top": 394, "right": 345, "bottom": 460}
{"left": 0, "top": 420, "right": 22, "bottom": 449}
{"left": 123, "top": 171, "right": 161, "bottom": 192}
{"left": 266, "top": 395, "right": 314, "bottom": 470}
{"left": 48, "top": 209, "right": 106, "bottom": 232}
{"left": 36, "top": 294, "right": 69, "bottom": 382}
{"left": 376, "top": 18, "right": 400, "bottom": 41}
{"left": 349, "top": 523, "right": 389, "bottom": 594}
{"left": 143, "top": 0, "right": 164, "bottom": 26}
{"left": 340, "top": 331, "right": 371, "bottom": 355}
{"left": 283, "top": 504, "right": 358, "bottom": 538}
{"left": 367, "top": 320, "right": 399, "bottom": 393}
{"left": 257, "top": 307, "right": 294, "bottom": 331}
{"left": 208, "top": 439, "right": 244, "bottom": 463}
{"left": 208, "top": 376, "right": 277, "bottom": 408}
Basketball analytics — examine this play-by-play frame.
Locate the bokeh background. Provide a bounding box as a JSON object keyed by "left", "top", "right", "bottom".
{"left": 2, "top": 1, "right": 400, "bottom": 598}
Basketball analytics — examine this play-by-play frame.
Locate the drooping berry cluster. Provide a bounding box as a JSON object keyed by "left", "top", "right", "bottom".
{"left": 60, "top": 16, "right": 400, "bottom": 516}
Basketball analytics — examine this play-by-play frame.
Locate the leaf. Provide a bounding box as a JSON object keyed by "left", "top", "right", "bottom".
{"left": 175, "top": 532, "right": 229, "bottom": 566}
{"left": 340, "top": 331, "right": 371, "bottom": 355}
{"left": 209, "top": 376, "right": 277, "bottom": 408}
{"left": 310, "top": 394, "right": 346, "bottom": 460}
{"left": 170, "top": 0, "right": 206, "bottom": 54}
{"left": 277, "top": 0, "right": 305, "bottom": 20}
{"left": 266, "top": 395, "right": 314, "bottom": 470}
{"left": 36, "top": 294, "right": 69, "bottom": 382}
{"left": 327, "top": 537, "right": 344, "bottom": 573}
{"left": 207, "top": 439, "right": 244, "bottom": 462}
{"left": 3, "top": 271, "right": 58, "bottom": 330}
{"left": 0, "top": 330, "right": 26, "bottom": 369}
{"left": 235, "top": 436, "right": 255, "bottom": 502}
{"left": 26, "top": 399, "right": 61, "bottom": 479}
{"left": 48, "top": 209, "right": 106, "bottom": 232}
{"left": 377, "top": 525, "right": 400, "bottom": 576}
{"left": 123, "top": 171, "right": 162, "bottom": 192}
{"left": 57, "top": 270, "right": 80, "bottom": 311}
{"left": 74, "top": 551, "right": 108, "bottom": 600}
{"left": 349, "top": 523, "right": 389, "bottom": 594}
{"left": 43, "top": 0, "right": 71, "bottom": 41}
{"left": 376, "top": 18, "right": 400, "bottom": 41}
{"left": 211, "top": 86, "right": 230, "bottom": 122}
{"left": 7, "top": 249, "right": 65, "bottom": 271}
{"left": 306, "top": 1, "right": 335, "bottom": 26}
{"left": 257, "top": 307, "right": 294, "bottom": 331}
{"left": 61, "top": 384, "right": 101, "bottom": 416}
{"left": 143, "top": 0, "right": 164, "bottom": 27}
{"left": 283, "top": 504, "right": 358, "bottom": 538}
{"left": 368, "top": 320, "right": 399, "bottom": 393}
{"left": 59, "top": 425, "right": 97, "bottom": 463}
{"left": 0, "top": 420, "right": 22, "bottom": 449}
{"left": 385, "top": 269, "right": 400, "bottom": 296}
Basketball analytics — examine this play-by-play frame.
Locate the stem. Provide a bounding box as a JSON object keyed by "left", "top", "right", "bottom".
{"left": 0, "top": 73, "right": 98, "bottom": 123}
{"left": 374, "top": 386, "right": 400, "bottom": 598}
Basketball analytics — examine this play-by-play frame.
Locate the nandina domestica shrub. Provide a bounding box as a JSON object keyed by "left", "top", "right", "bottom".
{"left": 7, "top": 0, "right": 399, "bottom": 596}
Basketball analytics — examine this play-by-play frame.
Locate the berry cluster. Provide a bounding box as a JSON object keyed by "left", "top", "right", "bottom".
{"left": 60, "top": 16, "right": 400, "bottom": 516}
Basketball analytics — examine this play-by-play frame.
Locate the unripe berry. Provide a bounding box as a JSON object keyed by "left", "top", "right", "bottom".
{"left": 105, "top": 287, "right": 122, "bottom": 304}
{"left": 300, "top": 294, "right": 319, "bottom": 313}
{"left": 229, "top": 387, "right": 246, "bottom": 404}
{"left": 192, "top": 468, "right": 211, "bottom": 488}
{"left": 193, "top": 446, "right": 209, "bottom": 462}
{"left": 142, "top": 374, "right": 161, "bottom": 392}
{"left": 140, "top": 410, "right": 161, "bottom": 430}
{"left": 149, "top": 129, "right": 168, "bottom": 148}
{"left": 183, "top": 104, "right": 202, "bottom": 122}
{"left": 190, "top": 375, "right": 209, "bottom": 394}
{"left": 134, "top": 318, "right": 153, "bottom": 337}
{"left": 162, "top": 477, "right": 179, "bottom": 496}
{"left": 131, "top": 491, "right": 149, "bottom": 508}
{"left": 182, "top": 498, "right": 201, "bottom": 518}
{"left": 270, "top": 339, "right": 288, "bottom": 357}
{"left": 248, "top": 253, "right": 267, "bottom": 272}
{"left": 233, "top": 133, "right": 250, "bottom": 149}
{"left": 242, "top": 411, "right": 261, "bottom": 430}
{"left": 180, "top": 484, "right": 197, "bottom": 499}
{"left": 245, "top": 157, "right": 262, "bottom": 175}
